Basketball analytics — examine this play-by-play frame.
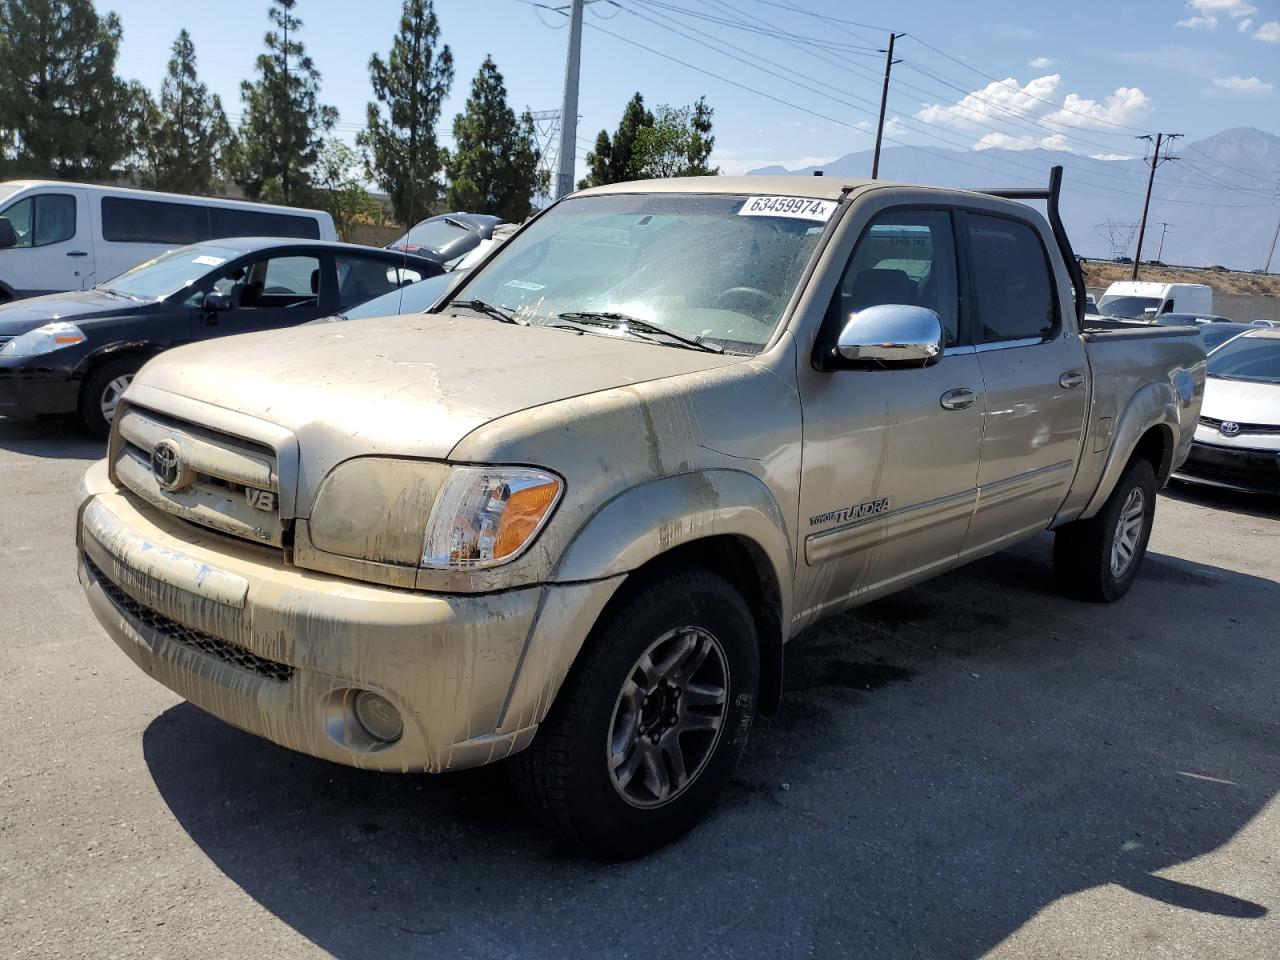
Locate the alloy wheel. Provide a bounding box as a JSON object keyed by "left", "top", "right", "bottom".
{"left": 1110, "top": 486, "right": 1146, "bottom": 577}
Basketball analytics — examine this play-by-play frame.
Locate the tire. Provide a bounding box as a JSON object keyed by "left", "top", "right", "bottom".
{"left": 1053, "top": 457, "right": 1157, "bottom": 602}
{"left": 79, "top": 357, "right": 141, "bottom": 440}
{"left": 511, "top": 567, "right": 759, "bottom": 860}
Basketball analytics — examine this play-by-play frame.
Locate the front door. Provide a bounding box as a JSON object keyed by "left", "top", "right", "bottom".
{"left": 217, "top": 251, "right": 327, "bottom": 334}
{"left": 0, "top": 187, "right": 94, "bottom": 296}
{"left": 958, "top": 211, "right": 1089, "bottom": 556}
{"left": 794, "top": 208, "right": 985, "bottom": 624}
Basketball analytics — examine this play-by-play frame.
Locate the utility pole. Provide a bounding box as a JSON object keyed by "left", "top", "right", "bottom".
{"left": 1132, "top": 133, "right": 1180, "bottom": 281}
{"left": 555, "top": 0, "right": 585, "bottom": 199}
{"left": 1264, "top": 181, "right": 1280, "bottom": 274}
{"left": 1155, "top": 222, "right": 1171, "bottom": 263}
{"left": 871, "top": 32, "right": 904, "bottom": 180}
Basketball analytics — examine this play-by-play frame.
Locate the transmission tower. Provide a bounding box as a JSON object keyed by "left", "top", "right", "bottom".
{"left": 527, "top": 109, "right": 562, "bottom": 203}
{"left": 1094, "top": 220, "right": 1139, "bottom": 261}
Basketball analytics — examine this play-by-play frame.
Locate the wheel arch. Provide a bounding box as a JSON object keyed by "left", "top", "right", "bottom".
{"left": 1080, "top": 382, "right": 1179, "bottom": 519}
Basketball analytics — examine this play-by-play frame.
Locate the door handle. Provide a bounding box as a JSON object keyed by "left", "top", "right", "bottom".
{"left": 1059, "top": 370, "right": 1085, "bottom": 389}
{"left": 66, "top": 250, "right": 89, "bottom": 257}
{"left": 940, "top": 387, "right": 977, "bottom": 411}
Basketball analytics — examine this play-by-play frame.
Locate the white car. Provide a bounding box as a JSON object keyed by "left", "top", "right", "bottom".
{"left": 1174, "top": 328, "right": 1280, "bottom": 494}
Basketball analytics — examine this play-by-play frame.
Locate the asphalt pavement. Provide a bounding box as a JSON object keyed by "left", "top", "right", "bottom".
{"left": 1, "top": 415, "right": 1277, "bottom": 960}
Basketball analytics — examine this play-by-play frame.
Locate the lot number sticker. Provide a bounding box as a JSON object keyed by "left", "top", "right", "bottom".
{"left": 192, "top": 255, "right": 226, "bottom": 266}
{"left": 738, "top": 196, "right": 836, "bottom": 222}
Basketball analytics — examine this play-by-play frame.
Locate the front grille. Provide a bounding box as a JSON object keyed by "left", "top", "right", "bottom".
{"left": 86, "top": 554, "right": 293, "bottom": 683}
{"left": 1198, "top": 415, "right": 1280, "bottom": 436}
{"left": 111, "top": 405, "right": 285, "bottom": 547}
{"left": 1180, "top": 442, "right": 1280, "bottom": 491}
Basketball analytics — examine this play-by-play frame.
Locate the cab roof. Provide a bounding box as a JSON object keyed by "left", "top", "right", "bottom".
{"left": 574, "top": 175, "right": 873, "bottom": 201}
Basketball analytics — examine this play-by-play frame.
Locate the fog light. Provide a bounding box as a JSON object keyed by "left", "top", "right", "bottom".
{"left": 353, "top": 691, "right": 403, "bottom": 743}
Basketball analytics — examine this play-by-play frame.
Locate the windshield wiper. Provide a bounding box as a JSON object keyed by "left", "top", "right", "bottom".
{"left": 450, "top": 299, "right": 524, "bottom": 325}
{"left": 556, "top": 311, "right": 724, "bottom": 353}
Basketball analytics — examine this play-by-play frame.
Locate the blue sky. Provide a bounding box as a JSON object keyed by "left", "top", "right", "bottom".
{"left": 107, "top": 0, "right": 1280, "bottom": 180}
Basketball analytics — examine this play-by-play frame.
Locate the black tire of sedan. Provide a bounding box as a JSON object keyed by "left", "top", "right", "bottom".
{"left": 1053, "top": 457, "right": 1157, "bottom": 602}
{"left": 79, "top": 357, "right": 141, "bottom": 439}
{"left": 512, "top": 567, "right": 759, "bottom": 860}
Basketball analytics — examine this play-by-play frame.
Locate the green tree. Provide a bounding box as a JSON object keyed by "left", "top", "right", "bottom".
{"left": 360, "top": 0, "right": 453, "bottom": 226}
{"left": 579, "top": 92, "right": 652, "bottom": 188}
{"left": 0, "top": 0, "right": 138, "bottom": 178}
{"left": 236, "top": 0, "right": 336, "bottom": 204}
{"left": 311, "top": 138, "right": 380, "bottom": 240}
{"left": 144, "top": 30, "right": 235, "bottom": 193}
{"left": 445, "top": 56, "right": 545, "bottom": 220}
{"left": 632, "top": 99, "right": 719, "bottom": 179}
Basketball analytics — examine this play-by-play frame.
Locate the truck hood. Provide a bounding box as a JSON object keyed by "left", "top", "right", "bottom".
{"left": 131, "top": 312, "right": 747, "bottom": 462}
{"left": 1201, "top": 375, "right": 1280, "bottom": 426}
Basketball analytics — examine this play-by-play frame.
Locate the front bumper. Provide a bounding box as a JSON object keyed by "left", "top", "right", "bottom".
{"left": 75, "top": 461, "right": 623, "bottom": 773}
{"left": 0, "top": 359, "right": 77, "bottom": 416}
{"left": 1173, "top": 439, "right": 1280, "bottom": 495}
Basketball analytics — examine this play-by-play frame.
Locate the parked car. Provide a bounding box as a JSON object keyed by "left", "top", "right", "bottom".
{"left": 73, "top": 170, "right": 1204, "bottom": 858}
{"left": 1249, "top": 318, "right": 1280, "bottom": 328}
{"left": 1152, "top": 312, "right": 1231, "bottom": 326}
{"left": 1174, "top": 328, "right": 1280, "bottom": 494}
{"left": 313, "top": 271, "right": 455, "bottom": 323}
{"left": 387, "top": 212, "right": 503, "bottom": 266}
{"left": 1096, "top": 280, "right": 1213, "bottom": 321}
{"left": 0, "top": 238, "right": 441, "bottom": 435}
{"left": 0, "top": 180, "right": 336, "bottom": 303}
{"left": 1198, "top": 321, "right": 1255, "bottom": 353}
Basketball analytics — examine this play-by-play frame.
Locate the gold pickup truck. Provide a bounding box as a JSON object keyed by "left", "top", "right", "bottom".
{"left": 75, "top": 170, "right": 1205, "bottom": 858}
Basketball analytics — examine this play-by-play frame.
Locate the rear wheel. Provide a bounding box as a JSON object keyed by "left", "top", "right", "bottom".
{"left": 79, "top": 357, "right": 141, "bottom": 440}
{"left": 1053, "top": 457, "right": 1157, "bottom": 602}
{"left": 512, "top": 567, "right": 759, "bottom": 860}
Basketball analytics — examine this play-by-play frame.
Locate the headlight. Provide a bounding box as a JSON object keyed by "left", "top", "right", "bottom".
{"left": 422, "top": 466, "right": 563, "bottom": 569}
{"left": 0, "top": 321, "right": 87, "bottom": 357}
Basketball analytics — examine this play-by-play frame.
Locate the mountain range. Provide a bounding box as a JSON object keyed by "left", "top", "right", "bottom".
{"left": 747, "top": 127, "right": 1280, "bottom": 271}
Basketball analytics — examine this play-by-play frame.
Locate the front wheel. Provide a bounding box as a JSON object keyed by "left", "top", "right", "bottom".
{"left": 1053, "top": 457, "right": 1157, "bottom": 602}
{"left": 512, "top": 567, "right": 759, "bottom": 860}
{"left": 78, "top": 357, "right": 140, "bottom": 440}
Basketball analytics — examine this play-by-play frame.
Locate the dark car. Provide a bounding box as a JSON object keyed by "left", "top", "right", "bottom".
{"left": 312, "top": 271, "right": 456, "bottom": 324}
{"left": 1152, "top": 312, "right": 1232, "bottom": 326}
{"left": 0, "top": 237, "right": 442, "bottom": 436}
{"left": 387, "top": 213, "right": 503, "bottom": 265}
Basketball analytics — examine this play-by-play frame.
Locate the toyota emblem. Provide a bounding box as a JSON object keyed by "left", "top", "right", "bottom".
{"left": 151, "top": 440, "right": 186, "bottom": 491}
{"left": 1218, "top": 421, "right": 1241, "bottom": 437}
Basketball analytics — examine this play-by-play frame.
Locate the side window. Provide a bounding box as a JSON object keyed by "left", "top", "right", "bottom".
{"left": 335, "top": 256, "right": 407, "bottom": 309}
{"left": 209, "top": 207, "right": 321, "bottom": 240}
{"left": 964, "top": 214, "right": 1056, "bottom": 343}
{"left": 832, "top": 210, "right": 960, "bottom": 346}
{"left": 101, "top": 197, "right": 210, "bottom": 245}
{"left": 1, "top": 194, "right": 76, "bottom": 248}
{"left": 237, "top": 254, "right": 321, "bottom": 310}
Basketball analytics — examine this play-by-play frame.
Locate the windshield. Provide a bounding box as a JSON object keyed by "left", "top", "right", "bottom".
{"left": 340, "top": 273, "right": 452, "bottom": 320}
{"left": 102, "top": 245, "right": 241, "bottom": 299}
{"left": 392, "top": 218, "right": 474, "bottom": 255}
{"left": 1097, "top": 294, "right": 1161, "bottom": 320}
{"left": 1206, "top": 333, "right": 1280, "bottom": 383}
{"left": 1200, "top": 325, "right": 1250, "bottom": 353}
{"left": 451, "top": 193, "right": 832, "bottom": 353}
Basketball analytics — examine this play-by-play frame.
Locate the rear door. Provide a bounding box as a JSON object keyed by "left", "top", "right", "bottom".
{"left": 959, "top": 211, "right": 1089, "bottom": 557}
{"left": 0, "top": 187, "right": 93, "bottom": 295}
{"left": 332, "top": 253, "right": 428, "bottom": 313}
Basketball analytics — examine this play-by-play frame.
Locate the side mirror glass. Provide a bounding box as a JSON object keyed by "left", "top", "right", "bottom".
{"left": 203, "top": 291, "right": 231, "bottom": 313}
{"left": 0, "top": 217, "right": 17, "bottom": 249}
{"left": 836, "top": 304, "right": 944, "bottom": 367}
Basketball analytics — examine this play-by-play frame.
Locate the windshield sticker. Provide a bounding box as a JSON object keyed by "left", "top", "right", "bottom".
{"left": 739, "top": 196, "right": 837, "bottom": 222}
{"left": 192, "top": 255, "right": 226, "bottom": 267}
{"left": 505, "top": 279, "right": 546, "bottom": 291}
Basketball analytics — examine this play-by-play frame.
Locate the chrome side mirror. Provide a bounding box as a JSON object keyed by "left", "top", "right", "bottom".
{"left": 836, "top": 304, "right": 944, "bottom": 367}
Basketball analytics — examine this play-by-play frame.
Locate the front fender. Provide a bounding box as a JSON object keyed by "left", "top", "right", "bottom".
{"left": 1080, "top": 380, "right": 1180, "bottom": 519}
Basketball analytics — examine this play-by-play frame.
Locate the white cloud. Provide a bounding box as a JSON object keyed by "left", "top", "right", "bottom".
{"left": 1044, "top": 86, "right": 1152, "bottom": 129}
{"left": 1028, "top": 56, "right": 1056, "bottom": 68}
{"left": 1211, "top": 74, "right": 1275, "bottom": 92}
{"left": 1255, "top": 21, "right": 1280, "bottom": 42}
{"left": 1186, "top": 0, "right": 1255, "bottom": 16}
{"left": 854, "top": 116, "right": 907, "bottom": 138}
{"left": 1089, "top": 153, "right": 1135, "bottom": 161}
{"left": 918, "top": 74, "right": 1064, "bottom": 130}
{"left": 1175, "top": 15, "right": 1218, "bottom": 29}
{"left": 1237, "top": 17, "right": 1253, "bottom": 31}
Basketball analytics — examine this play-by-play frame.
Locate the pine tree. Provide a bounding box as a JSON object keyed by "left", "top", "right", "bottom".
{"left": 580, "top": 92, "right": 652, "bottom": 188}
{"left": 445, "top": 57, "right": 545, "bottom": 220}
{"left": 360, "top": 0, "right": 453, "bottom": 226}
{"left": 145, "top": 30, "right": 235, "bottom": 194}
{"left": 236, "top": 0, "right": 336, "bottom": 204}
{"left": 0, "top": 0, "right": 137, "bottom": 178}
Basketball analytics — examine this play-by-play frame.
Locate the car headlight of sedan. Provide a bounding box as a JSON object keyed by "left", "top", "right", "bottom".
{"left": 0, "top": 321, "right": 87, "bottom": 357}
{"left": 308, "top": 460, "right": 563, "bottom": 571}
{"left": 422, "top": 465, "right": 563, "bottom": 569}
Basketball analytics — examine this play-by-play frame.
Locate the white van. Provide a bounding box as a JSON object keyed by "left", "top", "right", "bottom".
{"left": 1096, "top": 280, "right": 1213, "bottom": 322}
{"left": 0, "top": 181, "right": 336, "bottom": 302}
